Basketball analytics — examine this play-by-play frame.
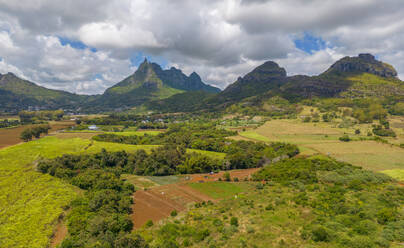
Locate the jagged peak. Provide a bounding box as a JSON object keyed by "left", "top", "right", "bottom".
{"left": 189, "top": 72, "right": 200, "bottom": 79}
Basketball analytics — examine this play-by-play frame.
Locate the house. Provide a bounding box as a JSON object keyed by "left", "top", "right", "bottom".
{"left": 88, "top": 125, "right": 99, "bottom": 131}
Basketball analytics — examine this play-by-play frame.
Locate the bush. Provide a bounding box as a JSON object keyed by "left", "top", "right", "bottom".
{"left": 223, "top": 172, "right": 231, "bottom": 182}
{"left": 145, "top": 220, "right": 153, "bottom": 228}
{"left": 372, "top": 125, "right": 396, "bottom": 137}
{"left": 339, "top": 135, "right": 351, "bottom": 142}
{"left": 230, "top": 217, "right": 239, "bottom": 227}
{"left": 355, "top": 129, "right": 361, "bottom": 135}
{"left": 311, "top": 226, "right": 330, "bottom": 242}
{"left": 171, "top": 210, "right": 178, "bottom": 217}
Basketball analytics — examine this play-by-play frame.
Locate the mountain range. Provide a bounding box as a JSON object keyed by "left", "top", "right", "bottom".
{"left": 0, "top": 59, "right": 219, "bottom": 113}
{"left": 1, "top": 54, "right": 403, "bottom": 114}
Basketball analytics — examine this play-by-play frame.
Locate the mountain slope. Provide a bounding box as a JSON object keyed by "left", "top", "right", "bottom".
{"left": 0, "top": 73, "right": 87, "bottom": 113}
{"left": 88, "top": 59, "right": 220, "bottom": 111}
{"left": 149, "top": 53, "right": 403, "bottom": 114}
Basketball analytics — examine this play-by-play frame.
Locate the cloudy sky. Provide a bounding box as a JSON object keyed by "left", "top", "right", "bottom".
{"left": 0, "top": 0, "right": 403, "bottom": 94}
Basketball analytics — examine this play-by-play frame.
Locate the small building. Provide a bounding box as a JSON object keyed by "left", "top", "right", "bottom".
{"left": 88, "top": 125, "right": 99, "bottom": 131}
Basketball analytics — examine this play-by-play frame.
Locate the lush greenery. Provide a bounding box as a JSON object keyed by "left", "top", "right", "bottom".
{"left": 93, "top": 123, "right": 299, "bottom": 171}
{"left": 0, "top": 118, "right": 20, "bottom": 128}
{"left": 18, "top": 110, "right": 64, "bottom": 123}
{"left": 38, "top": 150, "right": 141, "bottom": 247}
{"left": 20, "top": 124, "right": 51, "bottom": 141}
{"left": 138, "top": 157, "right": 404, "bottom": 247}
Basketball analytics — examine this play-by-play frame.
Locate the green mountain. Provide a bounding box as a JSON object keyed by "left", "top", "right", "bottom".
{"left": 0, "top": 72, "right": 87, "bottom": 113}
{"left": 86, "top": 59, "right": 220, "bottom": 111}
{"left": 0, "top": 60, "right": 220, "bottom": 113}
{"left": 148, "top": 54, "right": 403, "bottom": 114}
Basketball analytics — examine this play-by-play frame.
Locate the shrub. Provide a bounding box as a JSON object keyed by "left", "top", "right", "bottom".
{"left": 256, "top": 183, "right": 264, "bottom": 190}
{"left": 171, "top": 210, "right": 178, "bottom": 217}
{"left": 145, "top": 220, "right": 153, "bottom": 228}
{"left": 355, "top": 129, "right": 361, "bottom": 135}
{"left": 372, "top": 125, "right": 396, "bottom": 137}
{"left": 223, "top": 172, "right": 231, "bottom": 182}
{"left": 230, "top": 217, "right": 239, "bottom": 227}
{"left": 311, "top": 226, "right": 330, "bottom": 242}
{"left": 339, "top": 135, "right": 351, "bottom": 142}
{"left": 377, "top": 208, "right": 397, "bottom": 224}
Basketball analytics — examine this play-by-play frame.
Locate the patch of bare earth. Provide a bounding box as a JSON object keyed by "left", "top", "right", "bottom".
{"left": 50, "top": 218, "right": 68, "bottom": 248}
{"left": 131, "top": 168, "right": 259, "bottom": 229}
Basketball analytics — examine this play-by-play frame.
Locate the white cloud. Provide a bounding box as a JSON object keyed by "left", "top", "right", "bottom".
{"left": 78, "top": 22, "right": 162, "bottom": 49}
{"left": 0, "top": 0, "right": 403, "bottom": 93}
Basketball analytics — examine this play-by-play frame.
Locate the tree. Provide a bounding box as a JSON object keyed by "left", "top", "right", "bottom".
{"left": 31, "top": 127, "right": 42, "bottom": 138}
{"left": 339, "top": 135, "right": 351, "bottom": 142}
{"left": 223, "top": 172, "right": 231, "bottom": 181}
{"left": 20, "top": 128, "right": 33, "bottom": 142}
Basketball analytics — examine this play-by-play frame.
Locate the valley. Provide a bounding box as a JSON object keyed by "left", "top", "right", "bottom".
{"left": 0, "top": 53, "right": 403, "bottom": 248}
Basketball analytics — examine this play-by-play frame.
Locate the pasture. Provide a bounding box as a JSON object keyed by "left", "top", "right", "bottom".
{"left": 0, "top": 135, "right": 227, "bottom": 247}
{"left": 239, "top": 119, "right": 404, "bottom": 180}
{"left": 0, "top": 120, "right": 74, "bottom": 149}
{"left": 188, "top": 182, "right": 250, "bottom": 199}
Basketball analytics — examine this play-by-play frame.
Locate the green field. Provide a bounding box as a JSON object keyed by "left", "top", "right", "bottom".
{"left": 239, "top": 119, "right": 404, "bottom": 180}
{"left": 122, "top": 174, "right": 184, "bottom": 189}
{"left": 188, "top": 182, "right": 250, "bottom": 199}
{"left": 0, "top": 136, "right": 227, "bottom": 247}
{"left": 138, "top": 157, "right": 404, "bottom": 248}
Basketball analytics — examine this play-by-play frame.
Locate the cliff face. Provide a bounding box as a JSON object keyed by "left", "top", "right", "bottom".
{"left": 324, "top": 53, "right": 398, "bottom": 78}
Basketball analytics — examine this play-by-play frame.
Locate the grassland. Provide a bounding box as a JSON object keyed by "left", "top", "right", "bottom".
{"left": 122, "top": 174, "right": 184, "bottom": 190}
{"left": 0, "top": 135, "right": 227, "bottom": 247}
{"left": 137, "top": 157, "right": 404, "bottom": 248}
{"left": 0, "top": 138, "right": 84, "bottom": 248}
{"left": 238, "top": 118, "right": 404, "bottom": 180}
{"left": 188, "top": 182, "right": 250, "bottom": 199}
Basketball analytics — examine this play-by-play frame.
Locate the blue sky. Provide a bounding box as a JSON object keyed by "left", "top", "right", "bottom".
{"left": 294, "top": 33, "right": 327, "bottom": 54}
{"left": 58, "top": 37, "right": 97, "bottom": 53}
{"left": 1, "top": 0, "right": 403, "bottom": 94}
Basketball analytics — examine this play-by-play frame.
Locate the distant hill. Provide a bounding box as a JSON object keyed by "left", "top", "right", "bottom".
{"left": 148, "top": 53, "right": 403, "bottom": 114}
{"left": 1, "top": 54, "right": 402, "bottom": 114}
{"left": 0, "top": 72, "right": 87, "bottom": 113}
{"left": 0, "top": 61, "right": 220, "bottom": 113}
{"left": 84, "top": 59, "right": 220, "bottom": 112}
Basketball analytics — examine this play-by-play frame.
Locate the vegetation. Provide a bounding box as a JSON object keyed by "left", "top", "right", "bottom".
{"left": 20, "top": 125, "right": 51, "bottom": 141}
{"left": 39, "top": 150, "right": 138, "bottom": 247}
{"left": 18, "top": 110, "right": 64, "bottom": 123}
{"left": 138, "top": 157, "right": 404, "bottom": 247}
{"left": 0, "top": 118, "right": 20, "bottom": 128}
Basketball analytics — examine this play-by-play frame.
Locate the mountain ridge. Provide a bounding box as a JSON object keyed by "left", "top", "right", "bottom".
{"left": 0, "top": 60, "right": 220, "bottom": 113}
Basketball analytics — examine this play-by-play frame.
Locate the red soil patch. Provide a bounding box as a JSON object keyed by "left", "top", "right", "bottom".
{"left": 0, "top": 121, "right": 74, "bottom": 149}
{"left": 131, "top": 168, "right": 259, "bottom": 229}
{"left": 132, "top": 184, "right": 212, "bottom": 229}
{"left": 50, "top": 221, "right": 68, "bottom": 248}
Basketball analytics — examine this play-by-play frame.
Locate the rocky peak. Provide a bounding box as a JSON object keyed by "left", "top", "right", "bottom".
{"left": 189, "top": 72, "right": 201, "bottom": 80}
{"left": 358, "top": 53, "right": 375, "bottom": 61}
{"left": 324, "top": 53, "right": 397, "bottom": 78}
{"left": 243, "top": 61, "right": 287, "bottom": 82}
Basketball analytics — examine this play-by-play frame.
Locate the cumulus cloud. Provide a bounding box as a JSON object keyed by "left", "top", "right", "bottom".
{"left": 0, "top": 0, "right": 403, "bottom": 94}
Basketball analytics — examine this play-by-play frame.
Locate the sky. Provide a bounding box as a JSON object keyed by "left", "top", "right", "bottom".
{"left": 0, "top": 0, "right": 403, "bottom": 95}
